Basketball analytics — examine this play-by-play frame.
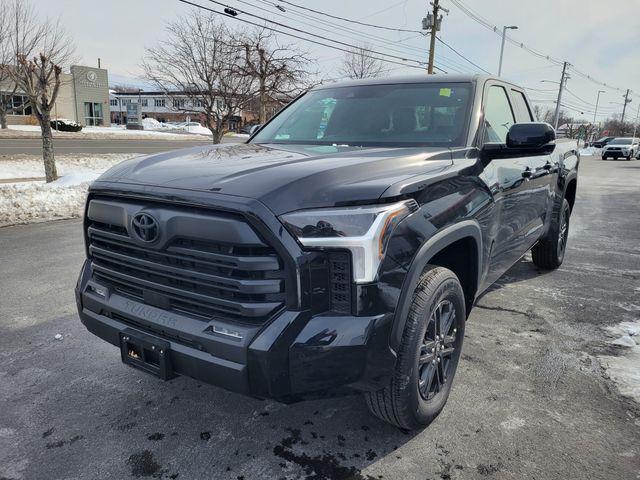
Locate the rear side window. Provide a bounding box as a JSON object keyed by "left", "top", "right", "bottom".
{"left": 511, "top": 90, "right": 534, "bottom": 122}
{"left": 483, "top": 85, "right": 515, "bottom": 143}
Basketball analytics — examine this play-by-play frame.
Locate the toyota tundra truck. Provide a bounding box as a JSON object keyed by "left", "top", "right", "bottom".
{"left": 75, "top": 74, "right": 579, "bottom": 429}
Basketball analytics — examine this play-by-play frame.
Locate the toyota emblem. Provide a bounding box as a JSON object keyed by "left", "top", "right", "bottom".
{"left": 131, "top": 213, "right": 159, "bottom": 242}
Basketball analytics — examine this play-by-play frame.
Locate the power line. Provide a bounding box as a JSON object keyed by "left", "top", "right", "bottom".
{"left": 175, "top": 0, "right": 443, "bottom": 72}
{"left": 248, "top": 0, "right": 481, "bottom": 74}
{"left": 243, "top": 0, "right": 432, "bottom": 63}
{"left": 447, "top": 0, "right": 631, "bottom": 93}
{"left": 436, "top": 35, "right": 490, "bottom": 73}
{"left": 197, "top": 0, "right": 444, "bottom": 69}
{"left": 251, "top": 0, "right": 474, "bottom": 74}
{"left": 563, "top": 88, "right": 619, "bottom": 111}
{"left": 274, "top": 0, "right": 421, "bottom": 33}
{"left": 530, "top": 98, "right": 617, "bottom": 117}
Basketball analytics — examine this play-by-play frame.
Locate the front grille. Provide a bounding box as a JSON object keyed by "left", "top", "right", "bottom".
{"left": 328, "top": 252, "right": 352, "bottom": 314}
{"left": 86, "top": 201, "right": 287, "bottom": 325}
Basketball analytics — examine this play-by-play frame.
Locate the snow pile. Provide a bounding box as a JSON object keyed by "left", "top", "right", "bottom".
{"left": 3, "top": 124, "right": 210, "bottom": 140}
{"left": 579, "top": 147, "right": 597, "bottom": 156}
{"left": 1, "top": 181, "right": 91, "bottom": 225}
{"left": 142, "top": 117, "right": 165, "bottom": 130}
{"left": 167, "top": 122, "right": 212, "bottom": 135}
{"left": 0, "top": 154, "right": 138, "bottom": 226}
{"left": 181, "top": 124, "right": 211, "bottom": 135}
{"left": 598, "top": 320, "right": 640, "bottom": 404}
{"left": 579, "top": 146, "right": 599, "bottom": 156}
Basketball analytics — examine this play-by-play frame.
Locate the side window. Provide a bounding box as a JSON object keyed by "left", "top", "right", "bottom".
{"left": 511, "top": 90, "right": 534, "bottom": 122}
{"left": 483, "top": 85, "right": 515, "bottom": 143}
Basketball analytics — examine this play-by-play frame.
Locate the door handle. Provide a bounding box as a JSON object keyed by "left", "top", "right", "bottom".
{"left": 521, "top": 168, "right": 534, "bottom": 178}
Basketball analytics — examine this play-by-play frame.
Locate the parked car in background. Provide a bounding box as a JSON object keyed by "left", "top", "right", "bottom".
{"left": 601, "top": 137, "right": 639, "bottom": 160}
{"left": 240, "top": 123, "right": 261, "bottom": 134}
{"left": 591, "top": 136, "right": 615, "bottom": 148}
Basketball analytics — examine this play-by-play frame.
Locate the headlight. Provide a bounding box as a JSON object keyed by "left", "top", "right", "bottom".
{"left": 279, "top": 200, "right": 418, "bottom": 283}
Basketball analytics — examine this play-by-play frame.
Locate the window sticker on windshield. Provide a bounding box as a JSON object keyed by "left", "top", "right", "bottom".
{"left": 439, "top": 88, "right": 452, "bottom": 97}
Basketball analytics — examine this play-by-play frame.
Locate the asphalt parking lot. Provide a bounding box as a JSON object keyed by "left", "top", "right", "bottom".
{"left": 1, "top": 154, "right": 639, "bottom": 480}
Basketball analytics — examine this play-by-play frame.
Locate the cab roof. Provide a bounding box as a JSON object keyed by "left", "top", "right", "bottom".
{"left": 313, "top": 74, "right": 500, "bottom": 90}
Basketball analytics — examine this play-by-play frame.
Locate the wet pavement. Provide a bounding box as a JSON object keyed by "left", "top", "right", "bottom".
{"left": 1, "top": 154, "right": 639, "bottom": 479}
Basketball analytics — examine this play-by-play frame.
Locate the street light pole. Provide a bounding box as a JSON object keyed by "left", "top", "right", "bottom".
{"left": 497, "top": 25, "right": 518, "bottom": 76}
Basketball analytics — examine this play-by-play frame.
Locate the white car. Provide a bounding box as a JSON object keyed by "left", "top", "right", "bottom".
{"left": 601, "top": 137, "right": 639, "bottom": 160}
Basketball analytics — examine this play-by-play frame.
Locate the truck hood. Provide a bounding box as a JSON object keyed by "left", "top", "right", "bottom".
{"left": 95, "top": 143, "right": 453, "bottom": 214}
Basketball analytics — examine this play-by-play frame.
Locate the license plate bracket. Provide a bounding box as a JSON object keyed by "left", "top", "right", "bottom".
{"left": 119, "top": 328, "right": 175, "bottom": 380}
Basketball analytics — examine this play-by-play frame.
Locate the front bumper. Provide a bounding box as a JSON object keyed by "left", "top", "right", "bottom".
{"left": 603, "top": 149, "right": 631, "bottom": 157}
{"left": 76, "top": 260, "right": 396, "bottom": 401}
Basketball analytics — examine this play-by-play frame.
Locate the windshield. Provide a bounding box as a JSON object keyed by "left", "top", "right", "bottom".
{"left": 609, "top": 138, "right": 633, "bottom": 145}
{"left": 251, "top": 82, "right": 472, "bottom": 147}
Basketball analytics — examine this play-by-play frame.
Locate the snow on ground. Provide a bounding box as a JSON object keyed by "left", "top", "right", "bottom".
{"left": 0, "top": 154, "right": 138, "bottom": 226}
{"left": 2, "top": 123, "right": 250, "bottom": 139}
{"left": 598, "top": 320, "right": 640, "bottom": 404}
{"left": 1, "top": 124, "right": 212, "bottom": 140}
{"left": 579, "top": 146, "right": 598, "bottom": 156}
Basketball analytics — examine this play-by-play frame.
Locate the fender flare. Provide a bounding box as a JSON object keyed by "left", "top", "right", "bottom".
{"left": 389, "top": 220, "right": 483, "bottom": 351}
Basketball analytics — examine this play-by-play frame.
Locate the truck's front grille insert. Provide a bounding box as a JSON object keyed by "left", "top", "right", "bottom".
{"left": 328, "top": 252, "right": 352, "bottom": 314}
{"left": 86, "top": 200, "right": 287, "bottom": 325}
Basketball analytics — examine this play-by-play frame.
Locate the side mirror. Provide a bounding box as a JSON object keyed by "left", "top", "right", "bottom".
{"left": 506, "top": 122, "right": 556, "bottom": 153}
{"left": 482, "top": 122, "right": 555, "bottom": 161}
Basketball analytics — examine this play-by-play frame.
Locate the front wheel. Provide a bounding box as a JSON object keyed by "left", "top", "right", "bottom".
{"left": 364, "top": 266, "right": 465, "bottom": 430}
{"left": 532, "top": 198, "right": 570, "bottom": 270}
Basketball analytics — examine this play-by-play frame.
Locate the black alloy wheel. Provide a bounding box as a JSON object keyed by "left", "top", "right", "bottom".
{"left": 557, "top": 203, "right": 569, "bottom": 259}
{"left": 418, "top": 300, "right": 459, "bottom": 401}
{"left": 364, "top": 265, "right": 466, "bottom": 430}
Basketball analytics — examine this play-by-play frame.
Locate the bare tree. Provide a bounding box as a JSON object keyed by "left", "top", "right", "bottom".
{"left": 142, "top": 12, "right": 255, "bottom": 144}
{"left": 0, "top": 0, "right": 43, "bottom": 129}
{"left": 340, "top": 44, "right": 385, "bottom": 80}
{"left": 1, "top": 4, "right": 74, "bottom": 182}
{"left": 235, "top": 28, "right": 313, "bottom": 124}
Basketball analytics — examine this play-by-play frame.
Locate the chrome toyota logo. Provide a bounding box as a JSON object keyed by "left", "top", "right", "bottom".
{"left": 131, "top": 213, "right": 159, "bottom": 242}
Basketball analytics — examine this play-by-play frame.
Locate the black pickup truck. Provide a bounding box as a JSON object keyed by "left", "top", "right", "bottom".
{"left": 76, "top": 74, "right": 579, "bottom": 429}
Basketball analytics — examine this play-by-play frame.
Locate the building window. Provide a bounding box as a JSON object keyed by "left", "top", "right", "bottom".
{"left": 193, "top": 99, "right": 204, "bottom": 108}
{"left": 172, "top": 98, "right": 185, "bottom": 108}
{"left": 154, "top": 98, "right": 165, "bottom": 108}
{"left": 109, "top": 99, "right": 118, "bottom": 106}
{"left": 3, "top": 94, "right": 32, "bottom": 116}
{"left": 141, "top": 98, "right": 148, "bottom": 107}
{"left": 84, "top": 102, "right": 104, "bottom": 126}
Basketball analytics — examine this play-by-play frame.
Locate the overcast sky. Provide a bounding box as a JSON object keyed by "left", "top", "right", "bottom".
{"left": 32, "top": 0, "right": 640, "bottom": 122}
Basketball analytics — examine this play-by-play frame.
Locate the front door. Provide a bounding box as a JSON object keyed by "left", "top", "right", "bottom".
{"left": 479, "top": 84, "right": 549, "bottom": 284}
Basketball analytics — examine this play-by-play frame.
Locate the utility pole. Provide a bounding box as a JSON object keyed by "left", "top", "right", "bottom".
{"left": 553, "top": 61, "right": 569, "bottom": 130}
{"left": 497, "top": 25, "right": 518, "bottom": 76}
{"left": 423, "top": 1, "right": 447, "bottom": 74}
{"left": 593, "top": 90, "right": 605, "bottom": 125}
{"left": 631, "top": 102, "right": 640, "bottom": 140}
{"left": 620, "top": 89, "right": 631, "bottom": 135}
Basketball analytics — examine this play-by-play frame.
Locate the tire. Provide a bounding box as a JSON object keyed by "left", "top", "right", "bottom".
{"left": 532, "top": 198, "right": 571, "bottom": 270}
{"left": 601, "top": 156, "right": 607, "bottom": 160}
{"left": 364, "top": 265, "right": 465, "bottom": 430}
